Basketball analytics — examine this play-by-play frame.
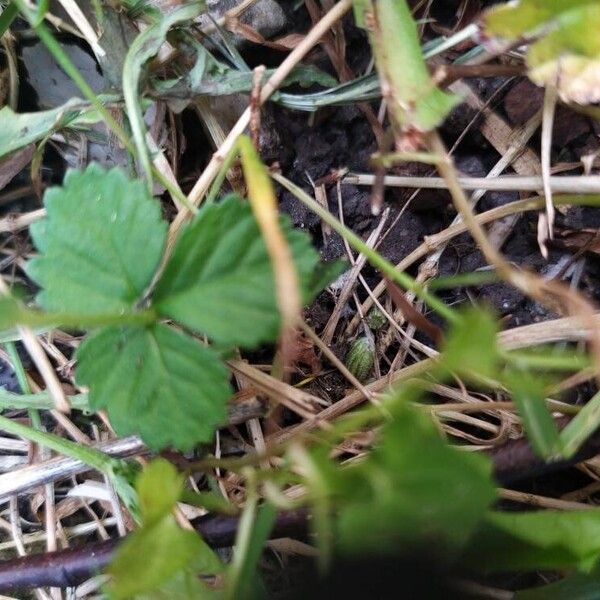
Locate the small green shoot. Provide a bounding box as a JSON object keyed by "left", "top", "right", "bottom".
{"left": 107, "top": 459, "right": 221, "bottom": 599}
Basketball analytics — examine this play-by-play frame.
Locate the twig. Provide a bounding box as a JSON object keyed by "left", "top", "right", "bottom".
{"left": 0, "top": 397, "right": 266, "bottom": 500}
{"left": 347, "top": 103, "right": 544, "bottom": 335}
{"left": 0, "top": 510, "right": 309, "bottom": 591}
{"left": 54, "top": 0, "right": 104, "bottom": 57}
{"left": 499, "top": 488, "right": 593, "bottom": 511}
{"left": 343, "top": 173, "right": 600, "bottom": 193}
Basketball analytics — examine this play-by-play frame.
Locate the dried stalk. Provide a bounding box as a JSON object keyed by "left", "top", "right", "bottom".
{"left": 343, "top": 173, "right": 600, "bottom": 193}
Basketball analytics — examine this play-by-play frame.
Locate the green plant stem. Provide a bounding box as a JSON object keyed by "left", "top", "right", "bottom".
{"left": 6, "top": 341, "right": 31, "bottom": 395}
{"left": 0, "top": 3, "right": 19, "bottom": 38}
{"left": 226, "top": 478, "right": 258, "bottom": 600}
{"left": 503, "top": 350, "right": 592, "bottom": 372}
{"left": 0, "top": 411, "right": 118, "bottom": 473}
{"left": 272, "top": 172, "right": 457, "bottom": 323}
{"left": 5, "top": 341, "right": 42, "bottom": 428}
{"left": 0, "top": 388, "right": 89, "bottom": 411}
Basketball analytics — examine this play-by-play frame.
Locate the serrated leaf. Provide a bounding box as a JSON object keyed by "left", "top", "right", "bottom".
{"left": 504, "top": 368, "right": 562, "bottom": 459}
{"left": 484, "top": 0, "right": 600, "bottom": 103}
{"left": 154, "top": 195, "right": 319, "bottom": 348}
{"left": 76, "top": 324, "right": 231, "bottom": 450}
{"left": 27, "top": 164, "right": 167, "bottom": 315}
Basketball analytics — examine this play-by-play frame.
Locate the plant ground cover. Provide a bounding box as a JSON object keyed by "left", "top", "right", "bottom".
{"left": 3, "top": 0, "right": 600, "bottom": 598}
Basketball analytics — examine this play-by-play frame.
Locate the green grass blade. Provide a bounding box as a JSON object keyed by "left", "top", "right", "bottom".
{"left": 560, "top": 390, "right": 600, "bottom": 458}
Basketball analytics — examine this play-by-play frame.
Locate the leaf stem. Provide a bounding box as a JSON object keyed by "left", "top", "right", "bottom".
{"left": 0, "top": 412, "right": 118, "bottom": 473}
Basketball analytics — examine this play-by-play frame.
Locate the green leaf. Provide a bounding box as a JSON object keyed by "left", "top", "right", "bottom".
{"left": 345, "top": 336, "right": 375, "bottom": 382}
{"left": 27, "top": 164, "right": 167, "bottom": 315}
{"left": 228, "top": 502, "right": 277, "bottom": 600}
{"left": 123, "top": 2, "right": 204, "bottom": 184}
{"left": 504, "top": 368, "right": 562, "bottom": 458}
{"left": 441, "top": 307, "right": 500, "bottom": 380}
{"left": 0, "top": 100, "right": 92, "bottom": 159}
{"left": 154, "top": 195, "right": 320, "bottom": 348}
{"left": 137, "top": 459, "right": 185, "bottom": 525}
{"left": 154, "top": 41, "right": 337, "bottom": 100}
{"left": 365, "top": 0, "right": 460, "bottom": 131}
{"left": 76, "top": 324, "right": 231, "bottom": 450}
{"left": 0, "top": 296, "right": 27, "bottom": 331}
{"left": 484, "top": 0, "right": 600, "bottom": 103}
{"left": 464, "top": 509, "right": 600, "bottom": 573}
{"left": 560, "top": 389, "right": 600, "bottom": 458}
{"left": 334, "top": 395, "right": 496, "bottom": 554}
{"left": 131, "top": 568, "right": 216, "bottom": 600}
{"left": 307, "top": 260, "right": 347, "bottom": 300}
{"left": 109, "top": 460, "right": 221, "bottom": 599}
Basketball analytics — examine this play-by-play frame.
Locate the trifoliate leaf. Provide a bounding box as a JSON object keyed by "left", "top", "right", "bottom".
{"left": 76, "top": 324, "right": 231, "bottom": 450}
{"left": 484, "top": 0, "right": 600, "bottom": 103}
{"left": 154, "top": 195, "right": 319, "bottom": 348}
{"left": 27, "top": 164, "right": 167, "bottom": 314}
